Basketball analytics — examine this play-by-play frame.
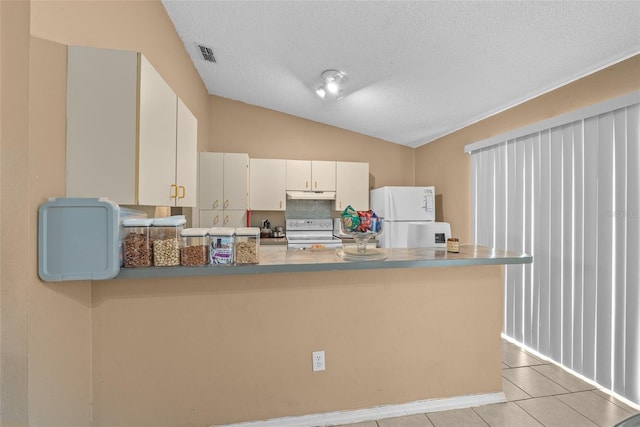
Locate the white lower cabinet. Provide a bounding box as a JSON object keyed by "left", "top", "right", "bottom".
{"left": 199, "top": 209, "right": 246, "bottom": 228}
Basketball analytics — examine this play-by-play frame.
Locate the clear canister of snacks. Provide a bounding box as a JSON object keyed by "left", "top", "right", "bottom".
{"left": 234, "top": 227, "right": 260, "bottom": 264}
{"left": 180, "top": 228, "right": 210, "bottom": 266}
{"left": 208, "top": 227, "right": 235, "bottom": 265}
{"left": 152, "top": 215, "right": 186, "bottom": 267}
{"left": 122, "top": 218, "right": 154, "bottom": 268}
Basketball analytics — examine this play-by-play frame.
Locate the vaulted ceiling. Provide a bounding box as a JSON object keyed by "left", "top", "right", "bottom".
{"left": 161, "top": 1, "right": 640, "bottom": 147}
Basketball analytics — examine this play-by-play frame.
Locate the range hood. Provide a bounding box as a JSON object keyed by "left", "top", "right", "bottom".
{"left": 286, "top": 190, "right": 336, "bottom": 200}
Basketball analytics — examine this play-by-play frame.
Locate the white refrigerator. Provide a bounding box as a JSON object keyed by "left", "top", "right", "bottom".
{"left": 370, "top": 186, "right": 451, "bottom": 248}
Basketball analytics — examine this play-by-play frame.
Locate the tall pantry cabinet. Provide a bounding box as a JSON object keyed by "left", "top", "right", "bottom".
{"left": 66, "top": 46, "right": 197, "bottom": 207}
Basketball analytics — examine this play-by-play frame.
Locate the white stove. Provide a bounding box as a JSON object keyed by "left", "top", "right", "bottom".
{"left": 285, "top": 218, "right": 343, "bottom": 250}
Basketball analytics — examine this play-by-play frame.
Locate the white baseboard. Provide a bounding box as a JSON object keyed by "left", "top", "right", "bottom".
{"left": 214, "top": 392, "right": 506, "bottom": 427}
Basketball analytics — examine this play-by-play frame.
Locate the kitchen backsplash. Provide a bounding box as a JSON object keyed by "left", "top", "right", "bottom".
{"left": 285, "top": 199, "right": 332, "bottom": 219}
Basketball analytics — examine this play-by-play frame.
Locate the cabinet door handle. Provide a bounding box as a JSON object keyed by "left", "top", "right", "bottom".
{"left": 224, "top": 199, "right": 229, "bottom": 208}
{"left": 279, "top": 201, "right": 283, "bottom": 209}
{"left": 306, "top": 180, "right": 309, "bottom": 189}
{"left": 178, "top": 186, "right": 186, "bottom": 199}
{"left": 214, "top": 199, "right": 219, "bottom": 209}
{"left": 170, "top": 184, "right": 178, "bottom": 199}
{"left": 315, "top": 180, "right": 318, "bottom": 189}
{"left": 224, "top": 214, "right": 229, "bottom": 225}
{"left": 214, "top": 214, "right": 219, "bottom": 224}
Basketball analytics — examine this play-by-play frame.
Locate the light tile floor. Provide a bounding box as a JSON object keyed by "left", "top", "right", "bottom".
{"left": 336, "top": 340, "right": 640, "bottom": 427}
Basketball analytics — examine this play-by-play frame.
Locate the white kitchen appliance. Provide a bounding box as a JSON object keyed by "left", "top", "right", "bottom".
{"left": 370, "top": 186, "right": 451, "bottom": 248}
{"left": 285, "top": 218, "right": 343, "bottom": 250}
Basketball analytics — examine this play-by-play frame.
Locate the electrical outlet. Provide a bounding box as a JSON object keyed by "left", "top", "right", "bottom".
{"left": 312, "top": 350, "right": 325, "bottom": 372}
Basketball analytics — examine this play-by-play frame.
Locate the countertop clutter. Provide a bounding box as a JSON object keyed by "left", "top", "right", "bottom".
{"left": 115, "top": 244, "right": 532, "bottom": 279}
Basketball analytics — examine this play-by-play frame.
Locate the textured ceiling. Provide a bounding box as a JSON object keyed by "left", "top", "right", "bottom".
{"left": 161, "top": 0, "right": 640, "bottom": 148}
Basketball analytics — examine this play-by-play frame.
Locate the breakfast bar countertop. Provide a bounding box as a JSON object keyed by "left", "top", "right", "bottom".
{"left": 114, "top": 244, "right": 532, "bottom": 279}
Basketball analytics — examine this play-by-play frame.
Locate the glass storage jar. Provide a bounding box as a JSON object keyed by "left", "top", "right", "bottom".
{"left": 234, "top": 227, "right": 260, "bottom": 264}
{"left": 152, "top": 215, "right": 186, "bottom": 267}
{"left": 122, "top": 218, "right": 154, "bottom": 268}
{"left": 180, "top": 228, "right": 210, "bottom": 266}
{"left": 208, "top": 227, "right": 235, "bottom": 265}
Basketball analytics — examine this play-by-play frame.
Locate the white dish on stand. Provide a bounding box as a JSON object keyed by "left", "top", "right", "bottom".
{"left": 336, "top": 218, "right": 387, "bottom": 261}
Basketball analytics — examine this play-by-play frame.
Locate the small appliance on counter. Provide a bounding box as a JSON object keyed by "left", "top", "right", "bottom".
{"left": 273, "top": 226, "right": 285, "bottom": 238}
{"left": 260, "top": 219, "right": 273, "bottom": 238}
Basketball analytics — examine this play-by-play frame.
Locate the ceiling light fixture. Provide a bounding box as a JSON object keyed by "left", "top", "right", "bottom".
{"left": 316, "top": 69, "right": 347, "bottom": 101}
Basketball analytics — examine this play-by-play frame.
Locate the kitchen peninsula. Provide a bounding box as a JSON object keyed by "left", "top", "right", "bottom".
{"left": 116, "top": 244, "right": 531, "bottom": 278}
{"left": 97, "top": 245, "right": 531, "bottom": 426}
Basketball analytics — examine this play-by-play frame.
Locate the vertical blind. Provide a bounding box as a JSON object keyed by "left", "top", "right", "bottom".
{"left": 467, "top": 93, "right": 639, "bottom": 405}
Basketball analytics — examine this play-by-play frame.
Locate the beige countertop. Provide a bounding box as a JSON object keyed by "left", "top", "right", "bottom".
{"left": 115, "top": 244, "right": 532, "bottom": 279}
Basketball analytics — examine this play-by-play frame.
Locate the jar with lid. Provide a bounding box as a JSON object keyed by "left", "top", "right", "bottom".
{"left": 152, "top": 215, "right": 186, "bottom": 266}
{"left": 208, "top": 227, "right": 235, "bottom": 265}
{"left": 447, "top": 238, "right": 460, "bottom": 253}
{"left": 122, "top": 218, "right": 154, "bottom": 267}
{"left": 234, "top": 227, "right": 260, "bottom": 264}
{"left": 180, "top": 228, "right": 210, "bottom": 266}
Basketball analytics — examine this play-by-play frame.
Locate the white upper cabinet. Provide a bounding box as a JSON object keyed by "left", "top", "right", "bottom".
{"left": 198, "top": 152, "right": 248, "bottom": 211}
{"left": 335, "top": 161, "right": 369, "bottom": 211}
{"left": 198, "top": 152, "right": 224, "bottom": 210}
{"left": 174, "top": 98, "right": 198, "bottom": 207}
{"left": 223, "top": 153, "right": 250, "bottom": 210}
{"left": 66, "top": 46, "right": 197, "bottom": 207}
{"left": 311, "top": 161, "right": 336, "bottom": 191}
{"left": 250, "top": 158, "right": 286, "bottom": 211}
{"left": 286, "top": 160, "right": 311, "bottom": 191}
{"left": 286, "top": 160, "right": 336, "bottom": 191}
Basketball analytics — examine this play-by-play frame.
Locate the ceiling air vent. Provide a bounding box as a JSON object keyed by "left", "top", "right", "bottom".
{"left": 197, "top": 44, "right": 216, "bottom": 63}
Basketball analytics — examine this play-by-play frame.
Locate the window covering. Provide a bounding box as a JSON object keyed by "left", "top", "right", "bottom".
{"left": 468, "top": 91, "right": 640, "bottom": 405}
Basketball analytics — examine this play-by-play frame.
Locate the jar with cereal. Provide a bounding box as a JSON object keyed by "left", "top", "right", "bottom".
{"left": 208, "top": 227, "right": 235, "bottom": 265}
{"left": 234, "top": 227, "right": 259, "bottom": 264}
{"left": 122, "top": 218, "right": 154, "bottom": 268}
{"left": 152, "top": 216, "right": 186, "bottom": 267}
{"left": 180, "top": 228, "right": 210, "bottom": 266}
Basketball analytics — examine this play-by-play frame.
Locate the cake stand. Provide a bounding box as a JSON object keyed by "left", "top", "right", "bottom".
{"left": 336, "top": 220, "right": 386, "bottom": 261}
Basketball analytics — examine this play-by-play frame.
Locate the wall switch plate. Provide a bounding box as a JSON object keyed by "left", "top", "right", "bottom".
{"left": 312, "top": 350, "right": 325, "bottom": 372}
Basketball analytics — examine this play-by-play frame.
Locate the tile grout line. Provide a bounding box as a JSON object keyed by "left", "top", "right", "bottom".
{"left": 513, "top": 398, "right": 549, "bottom": 427}
{"left": 502, "top": 376, "right": 533, "bottom": 401}
{"left": 530, "top": 365, "right": 597, "bottom": 394}
{"left": 469, "top": 405, "right": 498, "bottom": 427}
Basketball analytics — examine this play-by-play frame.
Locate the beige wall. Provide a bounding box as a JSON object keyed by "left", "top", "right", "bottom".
{"left": 31, "top": 0, "right": 210, "bottom": 152}
{"left": 92, "top": 266, "right": 503, "bottom": 426}
{"left": 415, "top": 54, "right": 640, "bottom": 242}
{"left": 1, "top": 1, "right": 211, "bottom": 425}
{"left": 3, "top": 0, "right": 637, "bottom": 425}
{"left": 209, "top": 96, "right": 415, "bottom": 189}
{"left": 1, "top": 2, "right": 32, "bottom": 424}
{"left": 27, "top": 37, "right": 93, "bottom": 425}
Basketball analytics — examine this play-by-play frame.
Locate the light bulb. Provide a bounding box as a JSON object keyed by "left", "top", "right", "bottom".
{"left": 315, "top": 87, "right": 326, "bottom": 98}
{"left": 325, "top": 81, "right": 339, "bottom": 94}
